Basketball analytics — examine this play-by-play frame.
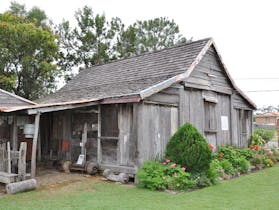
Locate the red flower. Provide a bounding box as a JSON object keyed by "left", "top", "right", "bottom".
{"left": 253, "top": 145, "right": 259, "bottom": 150}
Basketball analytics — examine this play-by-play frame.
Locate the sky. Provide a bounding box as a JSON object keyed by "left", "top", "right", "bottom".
{"left": 1, "top": 0, "right": 279, "bottom": 108}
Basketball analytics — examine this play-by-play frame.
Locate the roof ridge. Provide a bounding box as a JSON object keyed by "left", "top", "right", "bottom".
{"left": 81, "top": 37, "right": 213, "bottom": 71}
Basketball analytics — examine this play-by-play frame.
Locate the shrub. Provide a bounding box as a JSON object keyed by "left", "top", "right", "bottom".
{"left": 136, "top": 160, "right": 195, "bottom": 191}
{"left": 217, "top": 145, "right": 239, "bottom": 168}
{"left": 193, "top": 173, "right": 212, "bottom": 188}
{"left": 249, "top": 134, "right": 265, "bottom": 146}
{"left": 254, "top": 128, "right": 275, "bottom": 143}
{"left": 250, "top": 153, "right": 264, "bottom": 166}
{"left": 207, "top": 159, "right": 222, "bottom": 184}
{"left": 220, "top": 159, "right": 235, "bottom": 175}
{"left": 238, "top": 148, "right": 254, "bottom": 161}
{"left": 166, "top": 123, "right": 212, "bottom": 174}
{"left": 136, "top": 161, "right": 166, "bottom": 190}
{"left": 237, "top": 157, "right": 251, "bottom": 173}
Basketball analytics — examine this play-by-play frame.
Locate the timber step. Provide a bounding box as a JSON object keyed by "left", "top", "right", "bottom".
{"left": 0, "top": 172, "right": 18, "bottom": 184}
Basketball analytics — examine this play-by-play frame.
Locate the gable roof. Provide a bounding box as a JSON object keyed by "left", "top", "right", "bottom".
{"left": 37, "top": 38, "right": 210, "bottom": 103}
{"left": 0, "top": 88, "right": 36, "bottom": 110}
{"left": 31, "top": 37, "right": 255, "bottom": 111}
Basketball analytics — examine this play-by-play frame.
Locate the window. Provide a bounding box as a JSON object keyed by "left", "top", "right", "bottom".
{"left": 204, "top": 101, "right": 217, "bottom": 132}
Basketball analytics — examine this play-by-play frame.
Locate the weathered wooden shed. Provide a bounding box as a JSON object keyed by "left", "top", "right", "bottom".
{"left": 3, "top": 38, "right": 256, "bottom": 175}
{"left": 0, "top": 88, "right": 36, "bottom": 149}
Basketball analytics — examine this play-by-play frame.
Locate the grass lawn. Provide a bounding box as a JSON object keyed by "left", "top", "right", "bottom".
{"left": 1, "top": 166, "right": 279, "bottom": 210}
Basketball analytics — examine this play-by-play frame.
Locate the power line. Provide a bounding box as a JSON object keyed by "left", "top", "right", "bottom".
{"left": 235, "top": 78, "right": 279, "bottom": 80}
{"left": 244, "top": 90, "right": 279, "bottom": 93}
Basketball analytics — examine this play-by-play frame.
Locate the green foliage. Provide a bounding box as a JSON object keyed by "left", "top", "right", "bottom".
{"left": 207, "top": 159, "right": 222, "bottom": 184}
{"left": 166, "top": 123, "right": 212, "bottom": 174}
{"left": 238, "top": 148, "right": 254, "bottom": 161}
{"left": 0, "top": 12, "right": 59, "bottom": 99}
{"left": 117, "top": 17, "right": 188, "bottom": 58}
{"left": 136, "top": 161, "right": 166, "bottom": 190}
{"left": 58, "top": 7, "right": 188, "bottom": 73}
{"left": 254, "top": 128, "right": 275, "bottom": 143}
{"left": 249, "top": 133, "right": 265, "bottom": 146}
{"left": 57, "top": 6, "right": 123, "bottom": 71}
{"left": 217, "top": 145, "right": 238, "bottom": 166}
{"left": 238, "top": 157, "right": 251, "bottom": 173}
{"left": 219, "top": 159, "right": 235, "bottom": 175}
{"left": 136, "top": 160, "right": 195, "bottom": 191}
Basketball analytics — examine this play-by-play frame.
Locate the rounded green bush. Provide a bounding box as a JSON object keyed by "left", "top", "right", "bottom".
{"left": 165, "top": 123, "right": 212, "bottom": 174}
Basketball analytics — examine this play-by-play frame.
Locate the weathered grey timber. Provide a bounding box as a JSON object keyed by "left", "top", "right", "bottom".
{"left": 0, "top": 89, "right": 36, "bottom": 108}
{"left": 1, "top": 38, "right": 256, "bottom": 178}
{"left": 6, "top": 179, "right": 37, "bottom": 194}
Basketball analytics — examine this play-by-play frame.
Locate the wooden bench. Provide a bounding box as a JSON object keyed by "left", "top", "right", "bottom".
{"left": 0, "top": 171, "right": 18, "bottom": 184}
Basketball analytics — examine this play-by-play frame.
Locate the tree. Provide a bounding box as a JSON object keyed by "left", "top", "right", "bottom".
{"left": 0, "top": 12, "right": 59, "bottom": 100}
{"left": 57, "top": 6, "right": 123, "bottom": 71}
{"left": 255, "top": 105, "right": 279, "bottom": 114}
{"left": 117, "top": 17, "right": 188, "bottom": 58}
{"left": 58, "top": 7, "right": 188, "bottom": 72}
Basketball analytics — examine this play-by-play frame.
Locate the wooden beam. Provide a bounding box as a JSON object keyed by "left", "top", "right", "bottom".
{"left": 27, "top": 101, "right": 99, "bottom": 115}
{"left": 31, "top": 113, "right": 40, "bottom": 178}
{"left": 97, "top": 105, "right": 102, "bottom": 165}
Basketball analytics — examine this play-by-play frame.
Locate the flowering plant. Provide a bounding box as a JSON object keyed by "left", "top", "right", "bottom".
{"left": 137, "top": 159, "right": 195, "bottom": 191}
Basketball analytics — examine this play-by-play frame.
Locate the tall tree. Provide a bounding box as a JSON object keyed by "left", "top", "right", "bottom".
{"left": 117, "top": 17, "right": 188, "bottom": 58}
{"left": 58, "top": 6, "right": 123, "bottom": 72}
{"left": 58, "top": 7, "right": 188, "bottom": 72}
{"left": 0, "top": 11, "right": 59, "bottom": 100}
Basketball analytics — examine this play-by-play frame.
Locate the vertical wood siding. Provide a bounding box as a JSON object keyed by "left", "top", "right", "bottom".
{"left": 136, "top": 103, "right": 178, "bottom": 166}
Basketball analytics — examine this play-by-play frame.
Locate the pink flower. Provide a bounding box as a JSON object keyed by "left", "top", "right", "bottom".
{"left": 170, "top": 163, "right": 176, "bottom": 167}
{"left": 269, "top": 150, "right": 273, "bottom": 155}
{"left": 181, "top": 167, "right": 186, "bottom": 171}
{"left": 208, "top": 144, "right": 214, "bottom": 150}
{"left": 165, "top": 159, "right": 171, "bottom": 163}
{"left": 162, "top": 162, "right": 167, "bottom": 165}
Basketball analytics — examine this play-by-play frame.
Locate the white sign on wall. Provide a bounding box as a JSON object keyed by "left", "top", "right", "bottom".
{"left": 221, "top": 116, "right": 229, "bottom": 131}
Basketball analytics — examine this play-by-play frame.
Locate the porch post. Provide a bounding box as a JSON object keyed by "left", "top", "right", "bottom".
{"left": 12, "top": 115, "right": 18, "bottom": 151}
{"left": 31, "top": 113, "right": 40, "bottom": 178}
{"left": 97, "top": 105, "right": 102, "bottom": 165}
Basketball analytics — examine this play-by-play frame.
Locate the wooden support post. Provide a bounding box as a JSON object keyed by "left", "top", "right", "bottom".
{"left": 31, "top": 113, "right": 40, "bottom": 178}
{"left": 81, "top": 123, "right": 87, "bottom": 156}
{"left": 12, "top": 116, "right": 18, "bottom": 151}
{"left": 37, "top": 131, "right": 41, "bottom": 162}
{"left": 18, "top": 142, "right": 27, "bottom": 181}
{"left": 97, "top": 105, "right": 102, "bottom": 164}
{"left": 7, "top": 142, "right": 11, "bottom": 174}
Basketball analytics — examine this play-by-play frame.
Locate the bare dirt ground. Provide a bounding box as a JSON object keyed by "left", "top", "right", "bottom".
{"left": 0, "top": 165, "right": 103, "bottom": 195}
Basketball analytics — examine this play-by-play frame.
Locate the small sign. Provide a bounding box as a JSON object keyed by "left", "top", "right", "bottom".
{"left": 76, "top": 154, "right": 85, "bottom": 165}
{"left": 221, "top": 116, "right": 229, "bottom": 131}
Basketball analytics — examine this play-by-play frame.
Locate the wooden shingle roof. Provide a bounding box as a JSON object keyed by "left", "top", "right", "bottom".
{"left": 36, "top": 37, "right": 256, "bottom": 109}
{"left": 0, "top": 88, "right": 36, "bottom": 109}
{"left": 38, "top": 38, "right": 210, "bottom": 104}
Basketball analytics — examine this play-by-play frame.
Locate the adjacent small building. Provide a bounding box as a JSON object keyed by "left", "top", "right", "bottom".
{"left": 255, "top": 112, "right": 279, "bottom": 143}
{"left": 1, "top": 38, "right": 256, "bottom": 175}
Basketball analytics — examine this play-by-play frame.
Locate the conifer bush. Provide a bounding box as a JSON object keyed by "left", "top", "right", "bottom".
{"left": 165, "top": 123, "right": 212, "bottom": 174}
